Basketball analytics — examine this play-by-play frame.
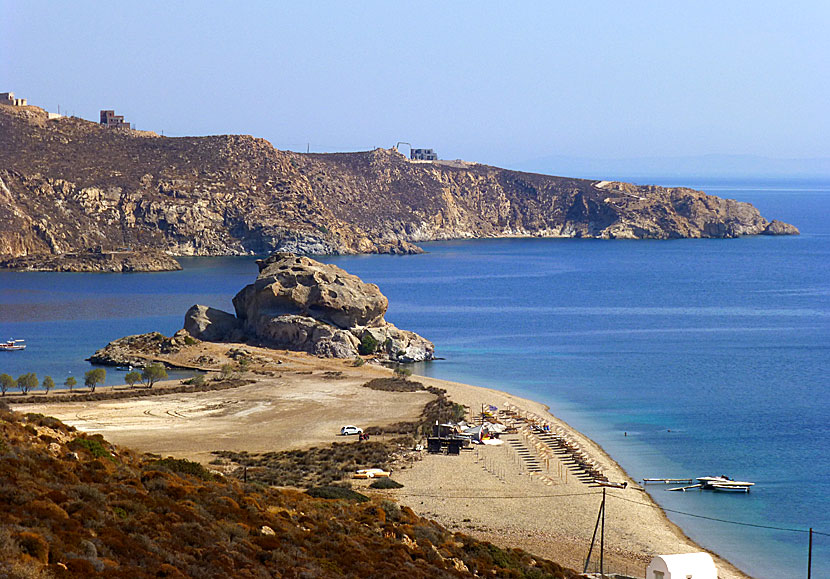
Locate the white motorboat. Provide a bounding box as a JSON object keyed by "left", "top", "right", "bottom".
{"left": 0, "top": 339, "right": 25, "bottom": 351}
{"left": 697, "top": 476, "right": 754, "bottom": 491}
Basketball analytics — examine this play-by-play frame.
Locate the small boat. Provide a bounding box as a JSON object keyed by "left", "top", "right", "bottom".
{"left": 697, "top": 476, "right": 754, "bottom": 491}
{"left": 711, "top": 482, "right": 752, "bottom": 493}
{"left": 0, "top": 339, "right": 26, "bottom": 351}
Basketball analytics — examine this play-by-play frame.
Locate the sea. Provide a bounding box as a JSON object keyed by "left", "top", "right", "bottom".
{"left": 1, "top": 180, "right": 827, "bottom": 578}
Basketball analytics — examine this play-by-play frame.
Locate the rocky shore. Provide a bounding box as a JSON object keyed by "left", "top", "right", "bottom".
{"left": 0, "top": 249, "right": 181, "bottom": 272}
{"left": 90, "top": 252, "right": 434, "bottom": 363}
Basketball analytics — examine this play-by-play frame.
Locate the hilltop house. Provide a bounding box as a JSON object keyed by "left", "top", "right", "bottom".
{"left": 411, "top": 148, "right": 437, "bottom": 161}
{"left": 0, "top": 92, "right": 27, "bottom": 107}
{"left": 100, "top": 109, "right": 131, "bottom": 129}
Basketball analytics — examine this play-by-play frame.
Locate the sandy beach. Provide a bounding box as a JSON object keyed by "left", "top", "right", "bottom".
{"left": 15, "top": 342, "right": 750, "bottom": 578}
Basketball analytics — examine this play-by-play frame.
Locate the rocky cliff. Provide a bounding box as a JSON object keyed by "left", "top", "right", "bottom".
{"left": 0, "top": 104, "right": 798, "bottom": 258}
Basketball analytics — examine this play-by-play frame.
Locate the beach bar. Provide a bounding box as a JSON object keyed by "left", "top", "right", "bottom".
{"left": 645, "top": 552, "right": 716, "bottom": 579}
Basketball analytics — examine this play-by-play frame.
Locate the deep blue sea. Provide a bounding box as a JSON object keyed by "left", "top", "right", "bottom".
{"left": 1, "top": 181, "right": 827, "bottom": 578}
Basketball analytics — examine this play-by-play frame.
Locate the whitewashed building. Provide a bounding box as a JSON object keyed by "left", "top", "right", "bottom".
{"left": 645, "top": 552, "right": 717, "bottom": 579}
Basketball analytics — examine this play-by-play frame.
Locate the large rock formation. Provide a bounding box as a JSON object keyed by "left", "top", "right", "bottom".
{"left": 183, "top": 305, "right": 242, "bottom": 342}
{"left": 186, "top": 253, "right": 434, "bottom": 362}
{"left": 0, "top": 104, "right": 797, "bottom": 259}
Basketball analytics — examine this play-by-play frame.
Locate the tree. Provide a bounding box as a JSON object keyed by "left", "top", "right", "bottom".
{"left": 42, "top": 376, "right": 55, "bottom": 394}
{"left": 141, "top": 363, "right": 168, "bottom": 388}
{"left": 17, "top": 373, "right": 38, "bottom": 394}
{"left": 124, "top": 371, "right": 141, "bottom": 388}
{"left": 64, "top": 376, "right": 77, "bottom": 392}
{"left": 84, "top": 368, "right": 106, "bottom": 392}
{"left": 393, "top": 366, "right": 412, "bottom": 378}
{"left": 0, "top": 374, "right": 14, "bottom": 396}
{"left": 359, "top": 333, "right": 379, "bottom": 355}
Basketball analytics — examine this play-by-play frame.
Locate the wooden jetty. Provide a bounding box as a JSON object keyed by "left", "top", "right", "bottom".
{"left": 668, "top": 484, "right": 703, "bottom": 492}
{"left": 643, "top": 478, "right": 694, "bottom": 484}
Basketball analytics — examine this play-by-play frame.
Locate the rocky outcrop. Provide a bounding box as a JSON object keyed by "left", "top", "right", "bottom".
{"left": 229, "top": 253, "right": 434, "bottom": 361}
{"left": 0, "top": 249, "right": 181, "bottom": 272}
{"left": 0, "top": 105, "right": 797, "bottom": 260}
{"left": 762, "top": 219, "right": 801, "bottom": 236}
{"left": 87, "top": 332, "right": 189, "bottom": 367}
{"left": 233, "top": 253, "right": 389, "bottom": 329}
{"left": 184, "top": 305, "right": 242, "bottom": 341}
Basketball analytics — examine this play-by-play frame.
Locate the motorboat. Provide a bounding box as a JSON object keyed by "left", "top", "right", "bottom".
{"left": 0, "top": 339, "right": 25, "bottom": 351}
{"left": 697, "top": 476, "right": 754, "bottom": 491}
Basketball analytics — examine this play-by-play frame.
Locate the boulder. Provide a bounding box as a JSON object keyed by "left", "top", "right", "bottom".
{"left": 762, "top": 219, "right": 800, "bottom": 236}
{"left": 231, "top": 252, "right": 434, "bottom": 361}
{"left": 351, "top": 324, "right": 434, "bottom": 363}
{"left": 255, "top": 314, "right": 360, "bottom": 358}
{"left": 233, "top": 253, "right": 388, "bottom": 329}
{"left": 184, "top": 304, "right": 241, "bottom": 341}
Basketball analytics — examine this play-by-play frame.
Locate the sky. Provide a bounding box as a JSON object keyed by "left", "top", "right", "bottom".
{"left": 3, "top": 1, "right": 829, "bottom": 176}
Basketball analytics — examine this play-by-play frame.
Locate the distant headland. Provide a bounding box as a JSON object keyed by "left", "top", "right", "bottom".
{"left": 0, "top": 99, "right": 798, "bottom": 262}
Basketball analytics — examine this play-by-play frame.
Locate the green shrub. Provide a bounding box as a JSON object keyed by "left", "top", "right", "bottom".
{"left": 369, "top": 478, "right": 403, "bottom": 489}
{"left": 147, "top": 457, "right": 214, "bottom": 481}
{"left": 358, "top": 334, "right": 379, "bottom": 355}
{"left": 71, "top": 437, "right": 113, "bottom": 460}
{"left": 184, "top": 374, "right": 205, "bottom": 386}
{"left": 184, "top": 335, "right": 198, "bottom": 346}
{"left": 351, "top": 356, "right": 365, "bottom": 367}
{"left": 305, "top": 486, "right": 369, "bottom": 502}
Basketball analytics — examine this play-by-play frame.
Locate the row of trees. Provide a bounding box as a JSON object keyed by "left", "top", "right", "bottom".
{"left": 0, "top": 363, "right": 169, "bottom": 395}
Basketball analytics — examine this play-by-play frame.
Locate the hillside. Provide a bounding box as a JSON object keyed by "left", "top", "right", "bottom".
{"left": 0, "top": 405, "right": 580, "bottom": 578}
{"left": 0, "top": 104, "right": 798, "bottom": 258}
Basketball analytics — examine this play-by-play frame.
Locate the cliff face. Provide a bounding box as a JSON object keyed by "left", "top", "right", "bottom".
{"left": 0, "top": 105, "right": 798, "bottom": 258}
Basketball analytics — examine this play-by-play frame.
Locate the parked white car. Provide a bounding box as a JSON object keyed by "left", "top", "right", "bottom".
{"left": 340, "top": 425, "right": 363, "bottom": 436}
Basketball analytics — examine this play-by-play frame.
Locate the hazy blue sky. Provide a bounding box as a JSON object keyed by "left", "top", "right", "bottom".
{"left": 3, "top": 1, "right": 829, "bottom": 171}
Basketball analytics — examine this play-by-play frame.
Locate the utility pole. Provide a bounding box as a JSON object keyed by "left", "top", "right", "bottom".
{"left": 584, "top": 488, "right": 607, "bottom": 576}
{"left": 600, "top": 487, "right": 606, "bottom": 578}
{"left": 808, "top": 527, "right": 812, "bottom": 579}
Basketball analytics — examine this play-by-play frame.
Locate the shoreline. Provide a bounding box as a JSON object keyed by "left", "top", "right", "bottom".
{"left": 14, "top": 343, "right": 750, "bottom": 578}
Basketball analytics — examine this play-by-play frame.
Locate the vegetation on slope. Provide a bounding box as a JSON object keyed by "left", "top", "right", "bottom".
{"left": 0, "top": 404, "right": 579, "bottom": 578}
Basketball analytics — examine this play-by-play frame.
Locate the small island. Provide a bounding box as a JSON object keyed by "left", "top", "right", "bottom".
{"left": 0, "top": 249, "right": 182, "bottom": 272}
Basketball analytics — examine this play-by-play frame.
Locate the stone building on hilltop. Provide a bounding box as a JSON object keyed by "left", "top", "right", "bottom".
{"left": 0, "top": 92, "right": 27, "bottom": 107}
{"left": 100, "top": 109, "right": 131, "bottom": 129}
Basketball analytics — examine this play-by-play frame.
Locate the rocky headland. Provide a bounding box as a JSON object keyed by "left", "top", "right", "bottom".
{"left": 90, "top": 252, "right": 434, "bottom": 363}
{"left": 0, "top": 249, "right": 181, "bottom": 272}
{"left": 0, "top": 104, "right": 798, "bottom": 260}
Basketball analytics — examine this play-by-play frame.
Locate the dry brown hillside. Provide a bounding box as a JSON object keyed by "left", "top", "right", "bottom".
{"left": 0, "top": 104, "right": 797, "bottom": 258}
{"left": 0, "top": 405, "right": 580, "bottom": 578}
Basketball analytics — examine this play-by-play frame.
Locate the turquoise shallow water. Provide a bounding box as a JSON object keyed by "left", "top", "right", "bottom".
{"left": 0, "top": 182, "right": 827, "bottom": 578}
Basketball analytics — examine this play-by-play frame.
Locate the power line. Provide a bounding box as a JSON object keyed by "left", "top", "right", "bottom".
{"left": 399, "top": 489, "right": 829, "bottom": 537}
{"left": 398, "top": 490, "right": 602, "bottom": 500}
{"left": 609, "top": 494, "right": 830, "bottom": 536}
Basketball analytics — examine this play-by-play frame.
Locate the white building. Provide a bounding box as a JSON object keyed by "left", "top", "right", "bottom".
{"left": 0, "top": 92, "right": 27, "bottom": 107}
{"left": 646, "top": 553, "right": 717, "bottom": 579}
{"left": 411, "top": 148, "right": 437, "bottom": 161}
